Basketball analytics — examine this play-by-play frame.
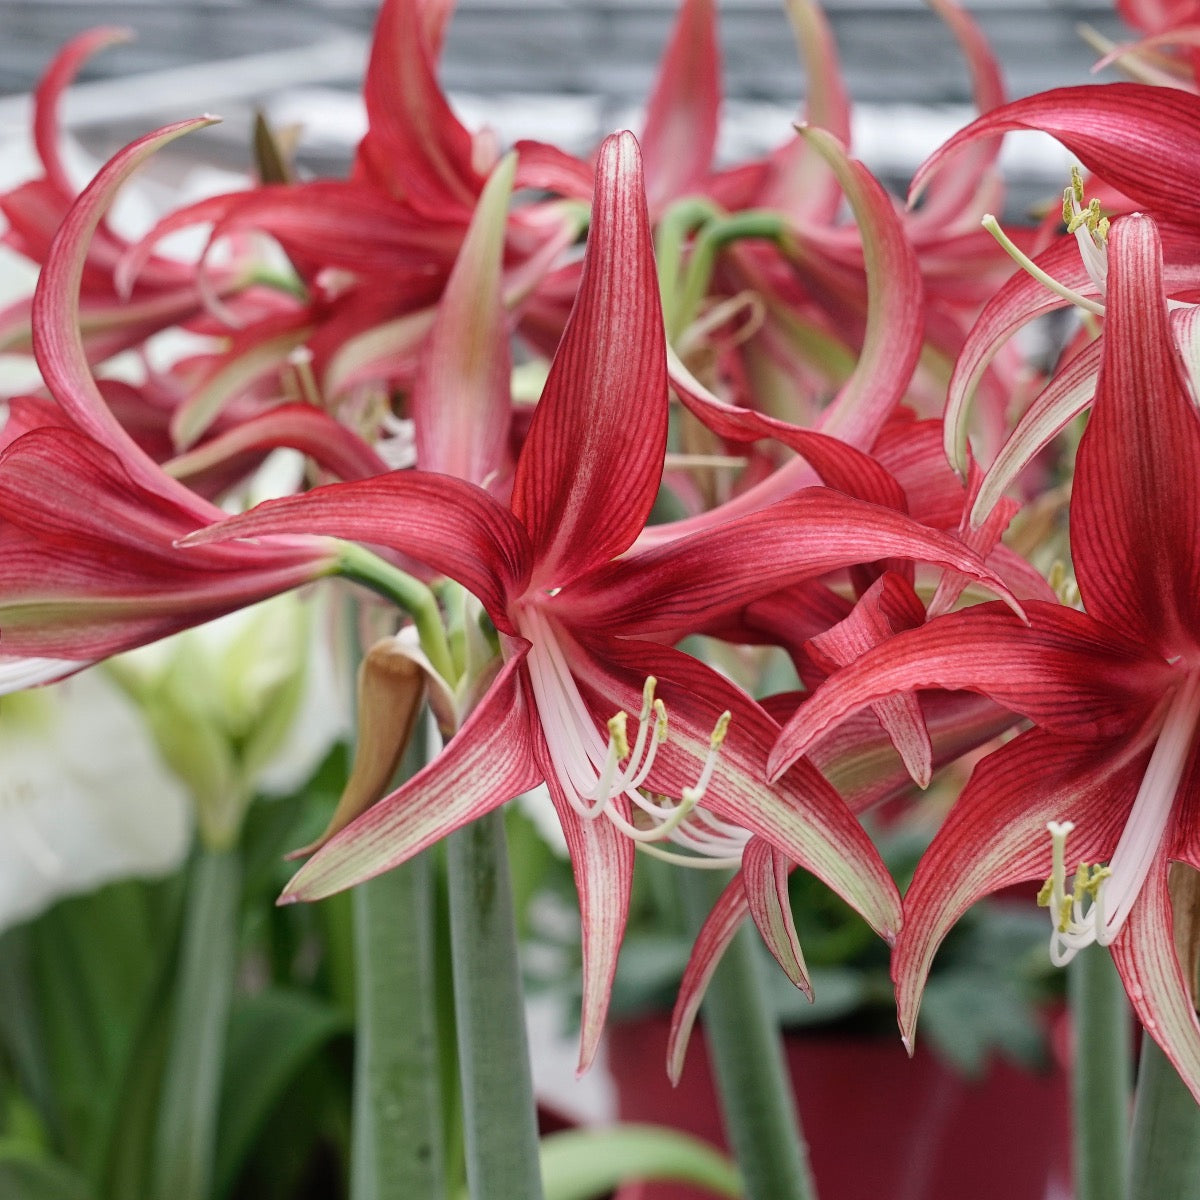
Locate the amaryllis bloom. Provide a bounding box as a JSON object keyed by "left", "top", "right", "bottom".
{"left": 114, "top": 0, "right": 576, "bottom": 425}
{"left": 0, "top": 27, "right": 251, "bottom": 363}
{"left": 517, "top": 0, "right": 1020, "bottom": 452}
{"left": 769, "top": 214, "right": 1200, "bottom": 1101}
{"left": 1097, "top": 1, "right": 1200, "bottom": 87}
{"left": 0, "top": 117, "right": 341, "bottom": 692}
{"left": 908, "top": 81, "right": 1200, "bottom": 524}
{"left": 186, "top": 132, "right": 1019, "bottom": 1070}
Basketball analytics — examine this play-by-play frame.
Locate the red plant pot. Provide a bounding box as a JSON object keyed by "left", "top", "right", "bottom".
{"left": 608, "top": 1014, "right": 1071, "bottom": 1200}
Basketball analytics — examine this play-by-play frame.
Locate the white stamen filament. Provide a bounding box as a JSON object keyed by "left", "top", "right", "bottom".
{"left": 1063, "top": 167, "right": 1110, "bottom": 297}
{"left": 520, "top": 606, "right": 745, "bottom": 862}
{"left": 1039, "top": 670, "right": 1200, "bottom": 965}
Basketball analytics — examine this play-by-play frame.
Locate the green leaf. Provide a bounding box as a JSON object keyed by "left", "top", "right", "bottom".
{"left": 0, "top": 1152, "right": 94, "bottom": 1200}
{"left": 151, "top": 848, "right": 242, "bottom": 1200}
{"left": 539, "top": 1125, "right": 742, "bottom": 1200}
{"left": 918, "top": 968, "right": 1046, "bottom": 1077}
{"left": 214, "top": 988, "right": 350, "bottom": 1198}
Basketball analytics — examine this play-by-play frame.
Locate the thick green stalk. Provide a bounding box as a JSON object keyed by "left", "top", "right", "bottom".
{"left": 351, "top": 850, "right": 446, "bottom": 1200}
{"left": 336, "top": 542, "right": 454, "bottom": 681}
{"left": 1069, "top": 945, "right": 1131, "bottom": 1200}
{"left": 675, "top": 211, "right": 788, "bottom": 337}
{"left": 151, "top": 846, "right": 241, "bottom": 1200}
{"left": 678, "top": 868, "right": 817, "bottom": 1200}
{"left": 1129, "top": 1037, "right": 1200, "bottom": 1200}
{"left": 447, "top": 809, "right": 544, "bottom": 1200}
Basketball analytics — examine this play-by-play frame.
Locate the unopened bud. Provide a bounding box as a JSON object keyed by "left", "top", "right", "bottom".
{"left": 289, "top": 637, "right": 424, "bottom": 858}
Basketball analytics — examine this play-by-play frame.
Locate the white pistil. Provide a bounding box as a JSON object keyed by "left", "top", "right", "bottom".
{"left": 1037, "top": 670, "right": 1200, "bottom": 964}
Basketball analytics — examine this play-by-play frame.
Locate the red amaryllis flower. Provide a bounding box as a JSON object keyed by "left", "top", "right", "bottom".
{"left": 115, "top": 0, "right": 575, "bottom": 425}
{"left": 908, "top": 81, "right": 1200, "bottom": 523}
{"left": 0, "top": 28, "right": 252, "bottom": 362}
{"left": 770, "top": 213, "right": 1200, "bottom": 1100}
{"left": 186, "top": 132, "right": 1019, "bottom": 1070}
{"left": 0, "top": 118, "right": 340, "bottom": 692}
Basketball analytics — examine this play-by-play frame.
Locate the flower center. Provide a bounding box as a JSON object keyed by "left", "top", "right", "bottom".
{"left": 519, "top": 605, "right": 745, "bottom": 865}
{"left": 1038, "top": 669, "right": 1200, "bottom": 964}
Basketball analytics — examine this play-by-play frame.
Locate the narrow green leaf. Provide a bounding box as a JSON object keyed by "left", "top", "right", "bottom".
{"left": 448, "top": 811, "right": 544, "bottom": 1200}
{"left": 0, "top": 1152, "right": 94, "bottom": 1200}
{"left": 540, "top": 1125, "right": 743, "bottom": 1200}
{"left": 215, "top": 989, "right": 350, "bottom": 1197}
{"left": 151, "top": 847, "right": 242, "bottom": 1200}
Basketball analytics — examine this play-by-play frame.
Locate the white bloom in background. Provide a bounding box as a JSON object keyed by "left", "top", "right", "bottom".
{"left": 0, "top": 672, "right": 191, "bottom": 934}
{"left": 109, "top": 590, "right": 351, "bottom": 849}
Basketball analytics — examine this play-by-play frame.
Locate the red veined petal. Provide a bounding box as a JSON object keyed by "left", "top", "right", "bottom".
{"left": 412, "top": 153, "right": 515, "bottom": 486}
{"left": 742, "top": 838, "right": 812, "bottom": 996}
{"left": 968, "top": 338, "right": 1102, "bottom": 529}
{"left": 538, "top": 737, "right": 635, "bottom": 1075}
{"left": 510, "top": 132, "right": 667, "bottom": 587}
{"left": 165, "top": 403, "right": 389, "bottom": 485}
{"left": 640, "top": 0, "right": 721, "bottom": 213}
{"left": 0, "top": 429, "right": 334, "bottom": 659}
{"left": 753, "top": 0, "right": 850, "bottom": 223}
{"left": 769, "top": 601, "right": 1173, "bottom": 780}
{"left": 281, "top": 651, "right": 540, "bottom": 900}
{"left": 912, "top": 84, "right": 1200, "bottom": 227}
{"left": 1072, "top": 214, "right": 1200, "bottom": 658}
{"left": 1111, "top": 850, "right": 1200, "bottom": 1104}
{"left": 356, "top": 0, "right": 484, "bottom": 216}
{"left": 31, "top": 117, "right": 218, "bottom": 517}
{"left": 667, "top": 349, "right": 908, "bottom": 510}
{"left": 181, "top": 472, "right": 533, "bottom": 633}
{"left": 565, "top": 487, "right": 1020, "bottom": 639}
{"left": 807, "top": 573, "right": 932, "bottom": 787}
{"left": 893, "top": 727, "right": 1146, "bottom": 1049}
{"left": 667, "top": 873, "right": 746, "bottom": 1084}
{"left": 34, "top": 27, "right": 134, "bottom": 198}
{"left": 944, "top": 238, "right": 1095, "bottom": 475}
{"left": 910, "top": 0, "right": 1007, "bottom": 231}
{"left": 798, "top": 127, "right": 924, "bottom": 450}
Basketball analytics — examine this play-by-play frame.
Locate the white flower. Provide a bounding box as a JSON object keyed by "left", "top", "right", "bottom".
{"left": 0, "top": 671, "right": 191, "bottom": 933}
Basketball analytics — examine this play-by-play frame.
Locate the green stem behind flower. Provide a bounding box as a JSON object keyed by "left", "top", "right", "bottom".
{"left": 678, "top": 868, "right": 818, "bottom": 1200}
{"left": 351, "top": 850, "right": 447, "bottom": 1200}
{"left": 336, "top": 543, "right": 455, "bottom": 683}
{"left": 150, "top": 846, "right": 241, "bottom": 1200}
{"left": 447, "top": 809, "right": 545, "bottom": 1200}
{"left": 1069, "top": 945, "right": 1131, "bottom": 1200}
{"left": 1129, "top": 1036, "right": 1200, "bottom": 1200}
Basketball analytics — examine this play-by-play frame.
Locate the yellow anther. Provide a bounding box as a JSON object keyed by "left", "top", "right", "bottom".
{"left": 653, "top": 698, "right": 669, "bottom": 742}
{"left": 607, "top": 711, "right": 630, "bottom": 761}
{"left": 1047, "top": 561, "right": 1080, "bottom": 608}
{"left": 710, "top": 710, "right": 732, "bottom": 750}
{"left": 640, "top": 676, "right": 658, "bottom": 720}
{"left": 1063, "top": 169, "right": 1109, "bottom": 247}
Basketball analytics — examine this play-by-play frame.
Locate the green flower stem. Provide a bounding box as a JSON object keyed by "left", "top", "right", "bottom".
{"left": 1129, "top": 1036, "right": 1200, "bottom": 1200}
{"left": 151, "top": 845, "right": 241, "bottom": 1200}
{"left": 655, "top": 197, "right": 720, "bottom": 338}
{"left": 447, "top": 809, "right": 544, "bottom": 1200}
{"left": 1069, "top": 945, "right": 1131, "bottom": 1200}
{"left": 336, "top": 543, "right": 456, "bottom": 682}
{"left": 675, "top": 211, "right": 789, "bottom": 339}
{"left": 678, "top": 868, "right": 817, "bottom": 1200}
{"left": 351, "top": 851, "right": 447, "bottom": 1200}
